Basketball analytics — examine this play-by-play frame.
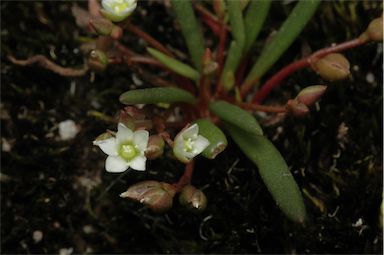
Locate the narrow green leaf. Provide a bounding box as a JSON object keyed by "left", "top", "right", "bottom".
{"left": 225, "top": 123, "right": 306, "bottom": 223}
{"left": 243, "top": 0, "right": 272, "bottom": 53}
{"left": 220, "top": 0, "right": 245, "bottom": 91}
{"left": 244, "top": 0, "right": 321, "bottom": 85}
{"left": 147, "top": 47, "right": 200, "bottom": 82}
{"left": 171, "top": 0, "right": 205, "bottom": 71}
{"left": 209, "top": 100, "right": 263, "bottom": 136}
{"left": 194, "top": 119, "right": 228, "bottom": 159}
{"left": 119, "top": 87, "right": 196, "bottom": 105}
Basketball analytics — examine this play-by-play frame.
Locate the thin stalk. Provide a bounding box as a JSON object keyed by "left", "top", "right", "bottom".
{"left": 251, "top": 37, "right": 366, "bottom": 103}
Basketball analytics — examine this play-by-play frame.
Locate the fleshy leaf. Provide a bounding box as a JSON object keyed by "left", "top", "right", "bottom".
{"left": 225, "top": 123, "right": 306, "bottom": 223}
{"left": 120, "top": 87, "right": 196, "bottom": 105}
{"left": 171, "top": 0, "right": 205, "bottom": 71}
{"left": 193, "top": 119, "right": 228, "bottom": 159}
{"left": 243, "top": 0, "right": 272, "bottom": 53}
{"left": 209, "top": 100, "right": 263, "bottom": 136}
{"left": 147, "top": 47, "right": 200, "bottom": 82}
{"left": 244, "top": 0, "right": 320, "bottom": 86}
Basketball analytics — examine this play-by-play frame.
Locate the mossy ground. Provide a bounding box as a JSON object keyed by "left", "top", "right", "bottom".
{"left": 1, "top": 1, "right": 383, "bottom": 254}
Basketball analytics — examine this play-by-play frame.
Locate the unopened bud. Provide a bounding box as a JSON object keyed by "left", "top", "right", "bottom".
{"left": 213, "top": 0, "right": 226, "bottom": 19}
{"left": 286, "top": 99, "right": 310, "bottom": 118}
{"left": 202, "top": 48, "right": 218, "bottom": 75}
{"left": 118, "top": 110, "right": 135, "bottom": 130}
{"left": 145, "top": 135, "right": 165, "bottom": 160}
{"left": 89, "top": 18, "right": 117, "bottom": 37}
{"left": 93, "top": 132, "right": 113, "bottom": 143}
{"left": 296, "top": 85, "right": 327, "bottom": 106}
{"left": 312, "top": 53, "right": 350, "bottom": 81}
{"left": 179, "top": 185, "right": 207, "bottom": 212}
{"left": 120, "top": 181, "right": 175, "bottom": 213}
{"left": 124, "top": 106, "right": 146, "bottom": 120}
{"left": 88, "top": 50, "right": 108, "bottom": 72}
{"left": 361, "top": 16, "right": 383, "bottom": 42}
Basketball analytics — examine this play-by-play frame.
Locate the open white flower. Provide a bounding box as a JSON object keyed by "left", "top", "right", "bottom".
{"left": 101, "top": 0, "right": 137, "bottom": 22}
{"left": 173, "top": 124, "right": 210, "bottom": 163}
{"left": 93, "top": 123, "right": 149, "bottom": 172}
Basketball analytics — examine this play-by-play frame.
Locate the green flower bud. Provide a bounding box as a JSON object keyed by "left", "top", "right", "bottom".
{"left": 179, "top": 185, "right": 207, "bottom": 212}
{"left": 312, "top": 53, "right": 350, "bottom": 81}
{"left": 286, "top": 99, "right": 310, "bottom": 118}
{"left": 88, "top": 50, "right": 108, "bottom": 72}
{"left": 120, "top": 181, "right": 176, "bottom": 213}
{"left": 295, "top": 85, "right": 327, "bottom": 106}
{"left": 145, "top": 135, "right": 165, "bottom": 160}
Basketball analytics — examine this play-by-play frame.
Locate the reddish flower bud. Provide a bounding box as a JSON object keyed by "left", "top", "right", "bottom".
{"left": 201, "top": 48, "right": 218, "bottom": 75}
{"left": 312, "top": 53, "right": 350, "bottom": 81}
{"left": 179, "top": 185, "right": 207, "bottom": 212}
{"left": 295, "top": 85, "right": 327, "bottom": 106}
{"left": 120, "top": 181, "right": 176, "bottom": 213}
{"left": 145, "top": 135, "right": 165, "bottom": 160}
{"left": 360, "top": 16, "right": 383, "bottom": 42}
{"left": 286, "top": 99, "right": 310, "bottom": 118}
{"left": 88, "top": 50, "right": 108, "bottom": 72}
{"left": 89, "top": 18, "right": 115, "bottom": 36}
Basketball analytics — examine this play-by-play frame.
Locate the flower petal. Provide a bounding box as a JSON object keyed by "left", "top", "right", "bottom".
{"left": 116, "top": 123, "right": 133, "bottom": 142}
{"left": 93, "top": 137, "right": 118, "bottom": 156}
{"left": 106, "top": 156, "right": 129, "bottom": 173}
{"left": 129, "top": 155, "right": 146, "bottom": 171}
{"left": 181, "top": 124, "right": 199, "bottom": 139}
{"left": 193, "top": 135, "right": 210, "bottom": 154}
{"left": 133, "top": 130, "right": 149, "bottom": 151}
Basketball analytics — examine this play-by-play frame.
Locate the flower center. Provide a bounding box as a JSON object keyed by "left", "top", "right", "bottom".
{"left": 184, "top": 138, "right": 195, "bottom": 153}
{"left": 111, "top": 0, "right": 129, "bottom": 13}
{"left": 119, "top": 142, "right": 138, "bottom": 161}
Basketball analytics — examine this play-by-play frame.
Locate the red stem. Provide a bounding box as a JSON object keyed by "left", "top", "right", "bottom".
{"left": 126, "top": 23, "right": 173, "bottom": 57}
{"left": 214, "top": 21, "right": 228, "bottom": 97}
{"left": 250, "top": 37, "right": 366, "bottom": 103}
{"left": 173, "top": 160, "right": 195, "bottom": 192}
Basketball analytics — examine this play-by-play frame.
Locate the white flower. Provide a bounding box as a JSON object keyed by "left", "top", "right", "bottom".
{"left": 58, "top": 119, "right": 80, "bottom": 141}
{"left": 101, "top": 0, "right": 137, "bottom": 22}
{"left": 93, "top": 123, "right": 149, "bottom": 172}
{"left": 173, "top": 124, "right": 210, "bottom": 163}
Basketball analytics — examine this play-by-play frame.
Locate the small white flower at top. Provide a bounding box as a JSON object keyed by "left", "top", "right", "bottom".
{"left": 101, "top": 0, "right": 137, "bottom": 22}
{"left": 173, "top": 124, "right": 210, "bottom": 163}
{"left": 93, "top": 123, "right": 149, "bottom": 172}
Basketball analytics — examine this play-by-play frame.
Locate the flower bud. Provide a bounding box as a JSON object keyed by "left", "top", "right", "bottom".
{"left": 179, "top": 185, "right": 207, "bottom": 212}
{"left": 88, "top": 50, "right": 108, "bottom": 72}
{"left": 312, "top": 53, "right": 350, "bottom": 81}
{"left": 89, "top": 18, "right": 115, "bottom": 36}
{"left": 118, "top": 109, "right": 135, "bottom": 130}
{"left": 295, "top": 85, "right": 327, "bottom": 106}
{"left": 120, "top": 181, "right": 176, "bottom": 213}
{"left": 145, "top": 135, "right": 165, "bottom": 160}
{"left": 286, "top": 99, "right": 310, "bottom": 118}
{"left": 202, "top": 48, "right": 218, "bottom": 76}
{"left": 361, "top": 16, "right": 383, "bottom": 42}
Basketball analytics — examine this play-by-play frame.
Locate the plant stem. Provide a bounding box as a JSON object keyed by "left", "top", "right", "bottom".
{"left": 173, "top": 160, "right": 195, "bottom": 192}
{"left": 239, "top": 102, "right": 286, "bottom": 113}
{"left": 126, "top": 23, "right": 173, "bottom": 56}
{"left": 251, "top": 37, "right": 367, "bottom": 103}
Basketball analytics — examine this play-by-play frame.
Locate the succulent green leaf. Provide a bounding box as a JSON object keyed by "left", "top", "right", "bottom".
{"left": 243, "top": 0, "right": 272, "bottom": 53}
{"left": 193, "top": 119, "right": 228, "bottom": 159}
{"left": 220, "top": 0, "right": 245, "bottom": 91}
{"left": 119, "top": 87, "right": 196, "bottom": 105}
{"left": 147, "top": 47, "right": 200, "bottom": 82}
{"left": 244, "top": 0, "right": 321, "bottom": 85}
{"left": 209, "top": 100, "right": 263, "bottom": 136}
{"left": 225, "top": 123, "right": 306, "bottom": 223}
{"left": 171, "top": 0, "right": 205, "bottom": 71}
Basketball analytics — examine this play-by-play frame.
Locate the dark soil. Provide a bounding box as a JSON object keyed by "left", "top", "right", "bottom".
{"left": 1, "top": 1, "right": 383, "bottom": 254}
